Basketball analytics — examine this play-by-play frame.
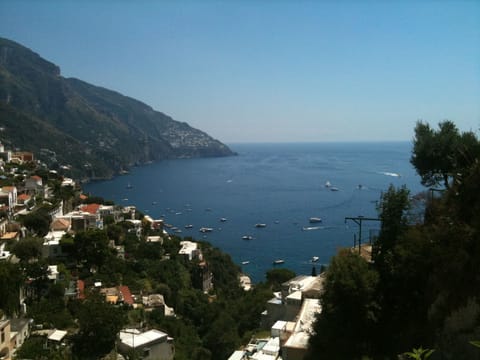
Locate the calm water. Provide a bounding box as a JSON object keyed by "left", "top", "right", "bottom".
{"left": 83, "top": 142, "right": 425, "bottom": 283}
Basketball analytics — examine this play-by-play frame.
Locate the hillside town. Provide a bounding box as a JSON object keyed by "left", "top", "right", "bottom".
{"left": 0, "top": 141, "right": 324, "bottom": 360}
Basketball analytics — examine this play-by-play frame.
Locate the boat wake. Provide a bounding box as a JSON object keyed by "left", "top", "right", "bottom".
{"left": 380, "top": 171, "right": 401, "bottom": 177}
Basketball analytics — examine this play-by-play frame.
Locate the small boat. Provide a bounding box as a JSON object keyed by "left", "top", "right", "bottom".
{"left": 325, "top": 180, "right": 331, "bottom": 188}
{"left": 242, "top": 235, "right": 253, "bottom": 240}
{"left": 255, "top": 223, "right": 267, "bottom": 228}
{"left": 126, "top": 183, "right": 133, "bottom": 189}
{"left": 302, "top": 226, "right": 321, "bottom": 231}
{"left": 311, "top": 256, "right": 319, "bottom": 262}
{"left": 185, "top": 224, "right": 193, "bottom": 229}
{"left": 220, "top": 218, "right": 227, "bottom": 222}
{"left": 309, "top": 217, "right": 322, "bottom": 223}
{"left": 273, "top": 259, "right": 285, "bottom": 265}
{"left": 174, "top": 229, "right": 182, "bottom": 234}
{"left": 199, "top": 227, "right": 213, "bottom": 233}
{"left": 241, "top": 261, "right": 250, "bottom": 265}
{"left": 330, "top": 187, "right": 339, "bottom": 191}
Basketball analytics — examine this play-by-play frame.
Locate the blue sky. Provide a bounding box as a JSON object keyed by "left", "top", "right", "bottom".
{"left": 1, "top": 1, "right": 479, "bottom": 143}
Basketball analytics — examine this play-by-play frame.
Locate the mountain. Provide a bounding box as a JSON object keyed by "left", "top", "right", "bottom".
{"left": 0, "top": 37, "right": 235, "bottom": 180}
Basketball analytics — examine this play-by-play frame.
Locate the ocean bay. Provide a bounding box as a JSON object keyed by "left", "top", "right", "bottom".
{"left": 83, "top": 142, "right": 425, "bottom": 283}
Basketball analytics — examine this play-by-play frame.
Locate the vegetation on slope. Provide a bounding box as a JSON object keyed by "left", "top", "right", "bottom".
{"left": 306, "top": 120, "right": 480, "bottom": 359}
{"left": 0, "top": 37, "right": 234, "bottom": 180}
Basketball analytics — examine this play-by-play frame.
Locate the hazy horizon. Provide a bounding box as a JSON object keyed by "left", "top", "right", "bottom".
{"left": 1, "top": 1, "right": 479, "bottom": 143}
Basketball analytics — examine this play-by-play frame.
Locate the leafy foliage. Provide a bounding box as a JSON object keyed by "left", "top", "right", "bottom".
{"left": 308, "top": 120, "right": 480, "bottom": 359}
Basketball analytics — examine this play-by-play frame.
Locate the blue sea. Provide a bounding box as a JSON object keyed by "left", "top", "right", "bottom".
{"left": 83, "top": 142, "right": 425, "bottom": 283}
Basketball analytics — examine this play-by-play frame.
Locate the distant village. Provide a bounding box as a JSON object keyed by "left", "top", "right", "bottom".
{"left": 0, "top": 141, "right": 326, "bottom": 360}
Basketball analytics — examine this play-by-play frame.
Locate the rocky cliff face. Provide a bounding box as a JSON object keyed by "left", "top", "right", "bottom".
{"left": 0, "top": 37, "right": 235, "bottom": 180}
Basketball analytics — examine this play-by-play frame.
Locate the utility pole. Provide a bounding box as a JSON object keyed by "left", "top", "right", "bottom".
{"left": 344, "top": 216, "right": 380, "bottom": 253}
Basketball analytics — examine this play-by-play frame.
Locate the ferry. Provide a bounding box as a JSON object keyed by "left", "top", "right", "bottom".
{"left": 273, "top": 259, "right": 285, "bottom": 265}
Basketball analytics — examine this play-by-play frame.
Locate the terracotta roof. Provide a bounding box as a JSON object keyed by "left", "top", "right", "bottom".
{"left": 18, "top": 193, "right": 31, "bottom": 201}
{"left": 79, "top": 194, "right": 88, "bottom": 200}
{"left": 31, "top": 175, "right": 42, "bottom": 181}
{"left": 1, "top": 186, "right": 15, "bottom": 192}
{"left": 81, "top": 203, "right": 101, "bottom": 214}
{"left": 119, "top": 285, "right": 134, "bottom": 305}
{"left": 77, "top": 280, "right": 85, "bottom": 300}
{"left": 51, "top": 218, "right": 71, "bottom": 230}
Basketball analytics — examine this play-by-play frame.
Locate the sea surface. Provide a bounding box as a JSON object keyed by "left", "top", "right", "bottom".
{"left": 83, "top": 142, "right": 425, "bottom": 283}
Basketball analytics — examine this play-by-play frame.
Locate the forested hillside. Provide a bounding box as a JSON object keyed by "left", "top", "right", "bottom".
{"left": 307, "top": 120, "right": 480, "bottom": 359}
{"left": 0, "top": 37, "right": 234, "bottom": 180}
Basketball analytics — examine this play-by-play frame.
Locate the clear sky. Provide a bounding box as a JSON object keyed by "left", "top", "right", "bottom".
{"left": 1, "top": 0, "right": 479, "bottom": 143}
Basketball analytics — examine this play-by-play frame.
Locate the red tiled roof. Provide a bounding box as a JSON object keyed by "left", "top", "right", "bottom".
{"left": 81, "top": 203, "right": 101, "bottom": 214}
{"left": 77, "top": 280, "right": 85, "bottom": 300}
{"left": 18, "top": 193, "right": 31, "bottom": 201}
{"left": 79, "top": 194, "right": 88, "bottom": 200}
{"left": 31, "top": 175, "right": 42, "bottom": 181}
{"left": 119, "top": 285, "right": 134, "bottom": 305}
{"left": 51, "top": 218, "right": 71, "bottom": 230}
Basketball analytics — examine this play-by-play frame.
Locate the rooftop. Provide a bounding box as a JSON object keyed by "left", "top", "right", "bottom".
{"left": 284, "top": 298, "right": 321, "bottom": 349}
{"left": 48, "top": 329, "right": 68, "bottom": 342}
{"left": 119, "top": 329, "right": 169, "bottom": 348}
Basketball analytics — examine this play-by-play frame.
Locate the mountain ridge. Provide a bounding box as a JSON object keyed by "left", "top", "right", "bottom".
{"left": 0, "top": 37, "right": 235, "bottom": 180}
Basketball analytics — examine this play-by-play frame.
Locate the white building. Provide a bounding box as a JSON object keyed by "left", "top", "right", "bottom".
{"left": 42, "top": 230, "right": 66, "bottom": 259}
{"left": 178, "top": 240, "right": 200, "bottom": 261}
{"left": 118, "top": 329, "right": 174, "bottom": 360}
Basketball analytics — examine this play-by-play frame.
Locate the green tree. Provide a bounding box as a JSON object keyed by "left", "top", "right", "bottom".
{"left": 20, "top": 208, "right": 51, "bottom": 236}
{"left": 307, "top": 249, "right": 379, "bottom": 359}
{"left": 203, "top": 312, "right": 240, "bottom": 360}
{"left": 411, "top": 120, "right": 479, "bottom": 189}
{"left": 372, "top": 184, "right": 411, "bottom": 270}
{"left": 0, "top": 262, "right": 23, "bottom": 315}
{"left": 265, "top": 268, "right": 296, "bottom": 291}
{"left": 12, "top": 237, "right": 43, "bottom": 262}
{"left": 73, "top": 229, "right": 111, "bottom": 268}
{"left": 72, "top": 296, "right": 126, "bottom": 359}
